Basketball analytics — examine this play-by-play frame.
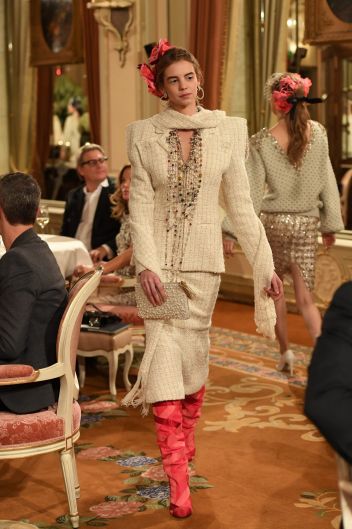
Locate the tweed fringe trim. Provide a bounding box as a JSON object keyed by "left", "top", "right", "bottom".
{"left": 254, "top": 285, "right": 277, "bottom": 341}
{"left": 121, "top": 321, "right": 164, "bottom": 416}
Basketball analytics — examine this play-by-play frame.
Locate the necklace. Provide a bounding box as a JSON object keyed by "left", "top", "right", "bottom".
{"left": 164, "top": 129, "right": 202, "bottom": 271}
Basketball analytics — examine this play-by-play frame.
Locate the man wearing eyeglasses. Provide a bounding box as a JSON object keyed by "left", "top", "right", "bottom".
{"left": 61, "top": 143, "right": 121, "bottom": 262}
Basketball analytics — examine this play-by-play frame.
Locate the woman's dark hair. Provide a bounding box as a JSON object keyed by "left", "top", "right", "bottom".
{"left": 110, "top": 165, "right": 131, "bottom": 219}
{"left": 69, "top": 96, "right": 83, "bottom": 116}
{"left": 154, "top": 47, "right": 203, "bottom": 93}
{"left": 270, "top": 73, "right": 311, "bottom": 166}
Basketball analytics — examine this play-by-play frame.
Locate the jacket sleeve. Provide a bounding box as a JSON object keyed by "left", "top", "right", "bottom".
{"left": 221, "top": 118, "right": 276, "bottom": 339}
{"left": 60, "top": 188, "right": 82, "bottom": 237}
{"left": 127, "top": 123, "right": 162, "bottom": 277}
{"left": 245, "top": 138, "right": 267, "bottom": 216}
{"left": 319, "top": 130, "right": 345, "bottom": 233}
{"left": 222, "top": 120, "right": 273, "bottom": 271}
{"left": 92, "top": 184, "right": 121, "bottom": 254}
{"left": 221, "top": 132, "right": 266, "bottom": 237}
{"left": 0, "top": 254, "right": 38, "bottom": 362}
{"left": 60, "top": 195, "right": 71, "bottom": 236}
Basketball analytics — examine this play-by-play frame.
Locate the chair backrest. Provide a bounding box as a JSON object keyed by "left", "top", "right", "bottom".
{"left": 56, "top": 269, "right": 102, "bottom": 420}
{"left": 57, "top": 269, "right": 103, "bottom": 370}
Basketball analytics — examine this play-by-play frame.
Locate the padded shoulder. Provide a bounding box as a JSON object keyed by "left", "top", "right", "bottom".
{"left": 126, "top": 118, "right": 155, "bottom": 143}
{"left": 222, "top": 116, "right": 247, "bottom": 133}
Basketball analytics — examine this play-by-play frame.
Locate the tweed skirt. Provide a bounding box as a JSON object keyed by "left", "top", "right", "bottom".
{"left": 122, "top": 271, "right": 221, "bottom": 412}
{"left": 260, "top": 212, "right": 319, "bottom": 291}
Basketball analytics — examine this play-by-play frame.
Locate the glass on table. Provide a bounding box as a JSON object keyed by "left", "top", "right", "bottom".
{"left": 36, "top": 204, "right": 50, "bottom": 232}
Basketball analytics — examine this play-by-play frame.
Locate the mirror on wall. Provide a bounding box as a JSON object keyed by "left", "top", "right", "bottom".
{"left": 44, "top": 62, "right": 90, "bottom": 200}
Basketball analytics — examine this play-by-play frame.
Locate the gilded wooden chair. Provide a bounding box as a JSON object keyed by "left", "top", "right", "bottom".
{"left": 0, "top": 268, "right": 102, "bottom": 528}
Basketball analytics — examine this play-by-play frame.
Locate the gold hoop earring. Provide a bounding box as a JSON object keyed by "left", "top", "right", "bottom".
{"left": 197, "top": 85, "right": 205, "bottom": 101}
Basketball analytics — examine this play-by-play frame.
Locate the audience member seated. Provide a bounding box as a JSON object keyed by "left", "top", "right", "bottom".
{"left": 61, "top": 143, "right": 121, "bottom": 263}
{"left": 0, "top": 172, "right": 67, "bottom": 413}
{"left": 74, "top": 164, "right": 136, "bottom": 307}
{"left": 305, "top": 281, "right": 352, "bottom": 464}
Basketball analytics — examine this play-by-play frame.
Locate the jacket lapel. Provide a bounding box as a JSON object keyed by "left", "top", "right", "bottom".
{"left": 154, "top": 127, "right": 169, "bottom": 154}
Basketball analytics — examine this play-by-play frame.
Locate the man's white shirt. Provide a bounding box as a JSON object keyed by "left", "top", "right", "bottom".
{"left": 75, "top": 178, "right": 112, "bottom": 255}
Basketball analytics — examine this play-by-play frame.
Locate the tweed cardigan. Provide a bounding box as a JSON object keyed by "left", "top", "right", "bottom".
{"left": 127, "top": 107, "right": 277, "bottom": 339}
{"left": 246, "top": 121, "right": 344, "bottom": 233}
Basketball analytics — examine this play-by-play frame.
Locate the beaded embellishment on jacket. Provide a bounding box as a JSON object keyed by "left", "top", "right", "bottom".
{"left": 165, "top": 129, "right": 202, "bottom": 270}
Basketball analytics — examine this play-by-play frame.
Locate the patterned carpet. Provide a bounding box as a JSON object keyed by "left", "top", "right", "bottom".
{"left": 0, "top": 328, "right": 341, "bottom": 529}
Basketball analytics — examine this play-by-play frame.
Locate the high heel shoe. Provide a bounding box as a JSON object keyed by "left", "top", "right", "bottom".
{"left": 277, "top": 349, "right": 295, "bottom": 376}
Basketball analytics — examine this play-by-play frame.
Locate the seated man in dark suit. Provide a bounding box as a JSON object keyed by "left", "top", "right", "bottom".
{"left": 305, "top": 281, "right": 352, "bottom": 464}
{"left": 0, "top": 172, "right": 68, "bottom": 414}
{"left": 61, "top": 143, "right": 121, "bottom": 263}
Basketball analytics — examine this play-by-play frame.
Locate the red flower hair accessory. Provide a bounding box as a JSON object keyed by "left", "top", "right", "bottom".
{"left": 272, "top": 74, "right": 312, "bottom": 114}
{"left": 138, "top": 39, "right": 175, "bottom": 98}
{"left": 149, "top": 39, "right": 174, "bottom": 65}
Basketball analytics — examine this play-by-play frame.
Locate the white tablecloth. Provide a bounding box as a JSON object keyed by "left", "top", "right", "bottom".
{"left": 40, "top": 234, "right": 93, "bottom": 277}
{"left": 0, "top": 234, "right": 93, "bottom": 278}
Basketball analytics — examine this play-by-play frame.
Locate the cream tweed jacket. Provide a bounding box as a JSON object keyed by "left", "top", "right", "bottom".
{"left": 127, "top": 107, "right": 276, "bottom": 339}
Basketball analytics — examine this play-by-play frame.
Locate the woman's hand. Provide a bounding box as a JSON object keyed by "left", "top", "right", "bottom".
{"left": 73, "top": 264, "right": 94, "bottom": 277}
{"left": 264, "top": 272, "right": 283, "bottom": 301}
{"left": 223, "top": 238, "right": 235, "bottom": 258}
{"left": 90, "top": 246, "right": 108, "bottom": 263}
{"left": 140, "top": 270, "right": 167, "bottom": 306}
{"left": 322, "top": 232, "right": 335, "bottom": 249}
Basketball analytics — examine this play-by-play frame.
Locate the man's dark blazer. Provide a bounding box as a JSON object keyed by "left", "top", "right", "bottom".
{"left": 60, "top": 178, "right": 121, "bottom": 253}
{"left": 0, "top": 229, "right": 67, "bottom": 414}
{"left": 305, "top": 281, "right": 352, "bottom": 464}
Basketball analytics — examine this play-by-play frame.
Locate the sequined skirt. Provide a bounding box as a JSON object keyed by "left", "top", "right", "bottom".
{"left": 260, "top": 213, "right": 319, "bottom": 291}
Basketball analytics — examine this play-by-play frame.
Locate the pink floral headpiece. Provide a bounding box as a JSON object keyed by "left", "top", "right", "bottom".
{"left": 138, "top": 39, "right": 175, "bottom": 98}
{"left": 271, "top": 74, "right": 312, "bottom": 114}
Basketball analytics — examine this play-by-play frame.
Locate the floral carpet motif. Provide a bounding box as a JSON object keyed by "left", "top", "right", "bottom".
{"left": 79, "top": 393, "right": 128, "bottom": 428}
{"left": 0, "top": 523, "right": 39, "bottom": 529}
{"left": 1, "top": 326, "right": 340, "bottom": 529}
{"left": 206, "top": 328, "right": 320, "bottom": 441}
{"left": 22, "top": 445, "right": 212, "bottom": 528}
{"left": 204, "top": 377, "right": 321, "bottom": 442}
{"left": 209, "top": 327, "right": 311, "bottom": 388}
{"left": 295, "top": 490, "right": 341, "bottom": 529}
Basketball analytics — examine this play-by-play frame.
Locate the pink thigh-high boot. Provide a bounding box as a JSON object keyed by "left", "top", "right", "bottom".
{"left": 182, "top": 385, "right": 205, "bottom": 462}
{"left": 152, "top": 400, "right": 192, "bottom": 518}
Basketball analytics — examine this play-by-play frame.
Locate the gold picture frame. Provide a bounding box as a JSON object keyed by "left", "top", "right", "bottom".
{"left": 30, "top": 0, "right": 84, "bottom": 66}
{"left": 305, "top": 0, "right": 352, "bottom": 45}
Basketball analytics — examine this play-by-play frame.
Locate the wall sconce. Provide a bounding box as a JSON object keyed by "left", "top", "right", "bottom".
{"left": 87, "top": 0, "right": 135, "bottom": 67}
